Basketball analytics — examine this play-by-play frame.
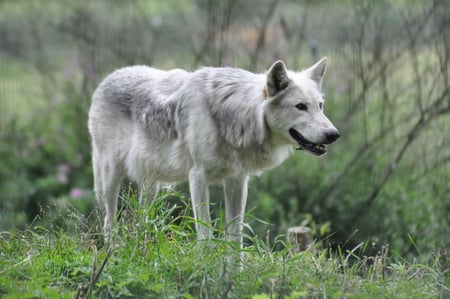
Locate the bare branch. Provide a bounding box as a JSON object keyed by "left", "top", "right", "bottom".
{"left": 248, "top": 0, "right": 280, "bottom": 71}
{"left": 350, "top": 87, "right": 450, "bottom": 222}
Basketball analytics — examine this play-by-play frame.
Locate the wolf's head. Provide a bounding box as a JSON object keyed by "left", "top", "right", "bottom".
{"left": 263, "top": 58, "right": 339, "bottom": 156}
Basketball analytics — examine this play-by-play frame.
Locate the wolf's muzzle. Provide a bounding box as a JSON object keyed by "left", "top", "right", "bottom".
{"left": 324, "top": 129, "right": 340, "bottom": 144}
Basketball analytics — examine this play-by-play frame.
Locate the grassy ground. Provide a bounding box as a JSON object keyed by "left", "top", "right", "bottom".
{"left": 0, "top": 195, "right": 448, "bottom": 299}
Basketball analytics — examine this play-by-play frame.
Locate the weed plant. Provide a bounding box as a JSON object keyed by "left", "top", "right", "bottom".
{"left": 0, "top": 192, "right": 448, "bottom": 298}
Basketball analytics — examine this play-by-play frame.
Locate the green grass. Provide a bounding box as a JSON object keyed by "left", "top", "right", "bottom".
{"left": 0, "top": 195, "right": 448, "bottom": 299}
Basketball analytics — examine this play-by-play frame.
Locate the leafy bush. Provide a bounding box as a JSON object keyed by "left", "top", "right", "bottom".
{"left": 0, "top": 80, "right": 95, "bottom": 230}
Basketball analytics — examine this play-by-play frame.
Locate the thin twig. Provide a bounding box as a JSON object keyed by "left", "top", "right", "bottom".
{"left": 85, "top": 245, "right": 97, "bottom": 299}
{"left": 248, "top": 0, "right": 280, "bottom": 71}
{"left": 81, "top": 245, "right": 114, "bottom": 299}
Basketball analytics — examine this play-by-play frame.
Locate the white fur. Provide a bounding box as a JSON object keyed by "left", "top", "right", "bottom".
{"left": 88, "top": 58, "right": 339, "bottom": 258}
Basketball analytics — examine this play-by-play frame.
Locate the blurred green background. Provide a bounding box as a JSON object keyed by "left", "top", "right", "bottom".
{"left": 0, "top": 0, "right": 449, "bottom": 258}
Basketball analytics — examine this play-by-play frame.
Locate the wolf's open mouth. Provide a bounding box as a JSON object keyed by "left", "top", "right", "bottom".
{"left": 289, "top": 128, "right": 327, "bottom": 156}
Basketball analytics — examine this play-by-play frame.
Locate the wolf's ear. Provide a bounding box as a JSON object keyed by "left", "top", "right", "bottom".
{"left": 266, "top": 60, "right": 290, "bottom": 97}
{"left": 304, "top": 57, "right": 327, "bottom": 87}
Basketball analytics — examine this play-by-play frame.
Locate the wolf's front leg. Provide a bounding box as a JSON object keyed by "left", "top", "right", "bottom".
{"left": 224, "top": 175, "right": 249, "bottom": 259}
{"left": 189, "top": 167, "right": 212, "bottom": 240}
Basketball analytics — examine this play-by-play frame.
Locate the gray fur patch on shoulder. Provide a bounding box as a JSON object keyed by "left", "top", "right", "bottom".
{"left": 134, "top": 96, "right": 178, "bottom": 140}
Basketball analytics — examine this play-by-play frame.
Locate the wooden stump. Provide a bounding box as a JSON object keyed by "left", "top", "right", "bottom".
{"left": 287, "top": 226, "right": 314, "bottom": 253}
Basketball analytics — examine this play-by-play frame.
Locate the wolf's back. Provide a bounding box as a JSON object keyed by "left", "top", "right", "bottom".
{"left": 89, "top": 66, "right": 190, "bottom": 146}
{"left": 91, "top": 66, "right": 176, "bottom": 118}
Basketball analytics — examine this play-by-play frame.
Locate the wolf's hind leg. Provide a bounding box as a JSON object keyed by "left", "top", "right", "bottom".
{"left": 100, "top": 159, "right": 124, "bottom": 236}
{"left": 92, "top": 148, "right": 104, "bottom": 207}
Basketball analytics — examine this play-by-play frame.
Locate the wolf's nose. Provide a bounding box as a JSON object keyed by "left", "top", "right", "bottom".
{"left": 324, "top": 129, "right": 340, "bottom": 144}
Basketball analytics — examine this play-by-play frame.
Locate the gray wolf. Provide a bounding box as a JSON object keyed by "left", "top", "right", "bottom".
{"left": 88, "top": 58, "right": 339, "bottom": 252}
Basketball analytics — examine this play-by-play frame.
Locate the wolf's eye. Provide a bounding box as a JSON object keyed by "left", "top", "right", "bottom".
{"left": 295, "top": 103, "right": 308, "bottom": 111}
{"left": 319, "top": 103, "right": 323, "bottom": 110}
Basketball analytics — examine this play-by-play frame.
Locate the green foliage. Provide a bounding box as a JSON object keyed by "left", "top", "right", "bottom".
{"left": 0, "top": 77, "right": 94, "bottom": 229}
{"left": 0, "top": 198, "right": 448, "bottom": 298}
